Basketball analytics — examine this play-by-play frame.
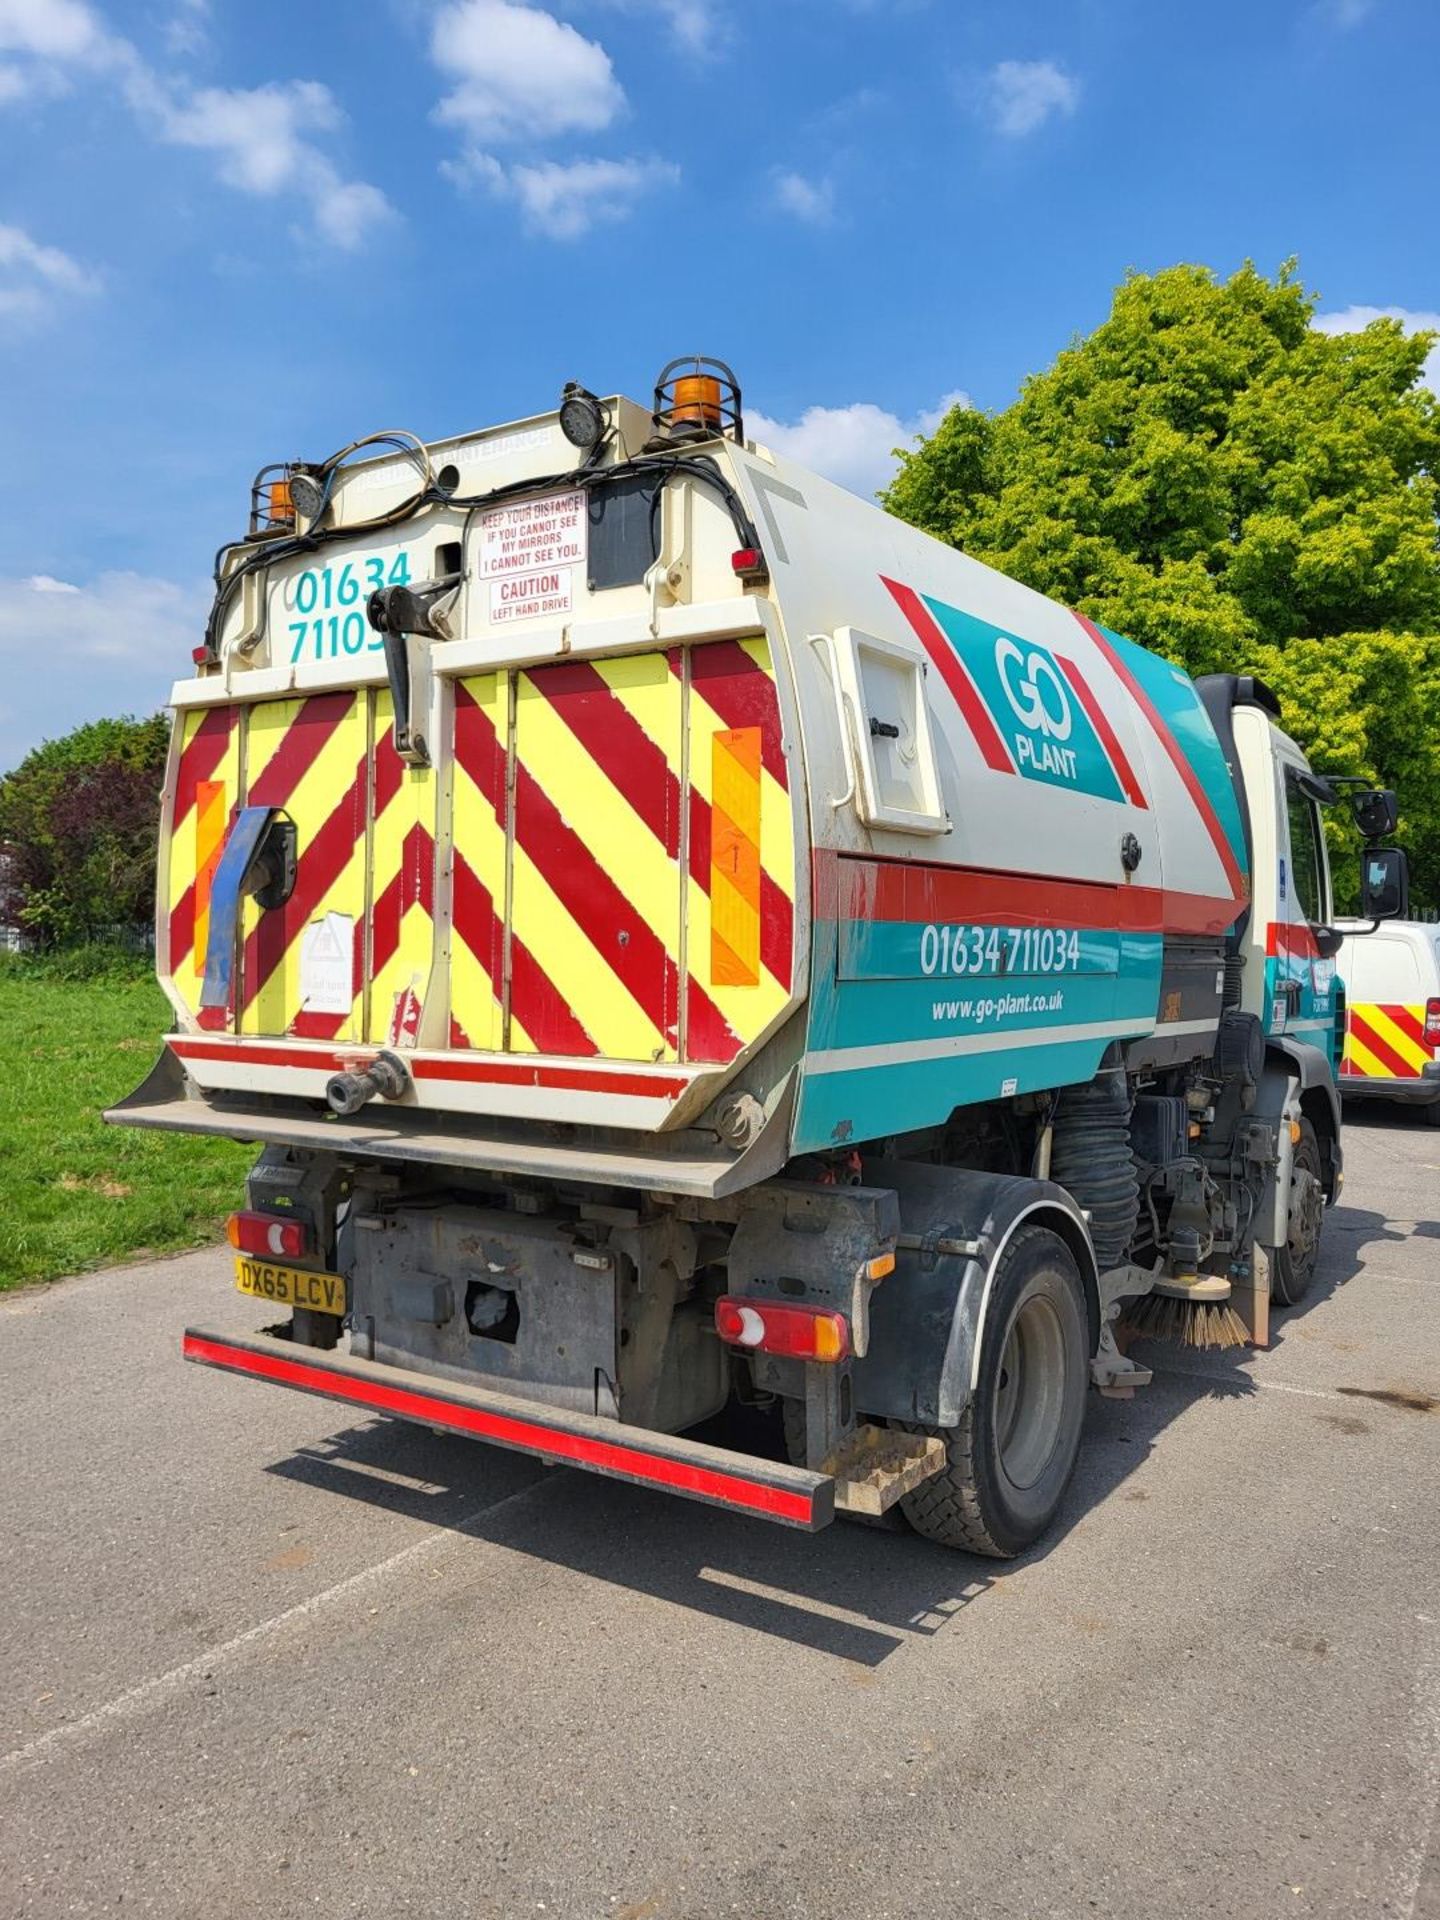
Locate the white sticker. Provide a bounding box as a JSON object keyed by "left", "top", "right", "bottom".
{"left": 299, "top": 912, "right": 354, "bottom": 1014}
{"left": 488, "top": 568, "right": 574, "bottom": 625}
{"left": 479, "top": 490, "right": 587, "bottom": 579}
{"left": 1000, "top": 1076, "right": 1018, "bottom": 1097}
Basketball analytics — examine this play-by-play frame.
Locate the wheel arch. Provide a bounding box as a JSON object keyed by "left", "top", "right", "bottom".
{"left": 849, "top": 1162, "right": 1099, "bottom": 1432}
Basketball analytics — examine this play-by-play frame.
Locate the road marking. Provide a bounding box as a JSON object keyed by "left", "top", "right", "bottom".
{"left": 1151, "top": 1367, "right": 1342, "bottom": 1402}
{"left": 0, "top": 1481, "right": 546, "bottom": 1776}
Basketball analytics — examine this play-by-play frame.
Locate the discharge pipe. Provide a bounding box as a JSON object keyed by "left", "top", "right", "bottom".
{"left": 325, "top": 1050, "right": 410, "bottom": 1117}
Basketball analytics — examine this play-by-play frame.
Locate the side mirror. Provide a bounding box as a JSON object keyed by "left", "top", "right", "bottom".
{"left": 1360, "top": 846, "right": 1409, "bottom": 922}
{"left": 1352, "top": 788, "right": 1399, "bottom": 840}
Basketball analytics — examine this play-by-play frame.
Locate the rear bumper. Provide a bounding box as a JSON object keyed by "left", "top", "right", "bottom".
{"left": 183, "top": 1327, "right": 834, "bottom": 1531}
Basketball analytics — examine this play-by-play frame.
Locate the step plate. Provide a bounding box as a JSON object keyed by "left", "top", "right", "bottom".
{"left": 828, "top": 1425, "right": 948, "bottom": 1516}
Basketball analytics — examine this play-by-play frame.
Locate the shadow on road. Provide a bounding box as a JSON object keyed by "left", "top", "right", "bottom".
{"left": 258, "top": 1137, "right": 1416, "bottom": 1669}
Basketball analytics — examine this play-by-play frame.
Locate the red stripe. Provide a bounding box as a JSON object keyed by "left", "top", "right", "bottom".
{"left": 183, "top": 1333, "right": 814, "bottom": 1524}
{"left": 683, "top": 641, "right": 789, "bottom": 789}
{"left": 453, "top": 678, "right": 508, "bottom": 815}
{"left": 824, "top": 852, "right": 1238, "bottom": 937}
{"left": 1266, "top": 922, "right": 1320, "bottom": 959}
{"left": 169, "top": 1037, "right": 688, "bottom": 1098}
{"left": 881, "top": 576, "right": 1015, "bottom": 775}
{"left": 415, "top": 1056, "right": 687, "bottom": 1097}
{"left": 1072, "top": 612, "right": 1246, "bottom": 901}
{"left": 172, "top": 706, "right": 234, "bottom": 830}
{"left": 1348, "top": 1009, "right": 1418, "bottom": 1079}
{"left": 169, "top": 884, "right": 197, "bottom": 973}
{"left": 246, "top": 691, "right": 355, "bottom": 811}
{"left": 1053, "top": 652, "right": 1148, "bottom": 809}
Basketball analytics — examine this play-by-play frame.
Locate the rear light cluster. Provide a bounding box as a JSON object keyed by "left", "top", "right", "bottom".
{"left": 1425, "top": 997, "right": 1440, "bottom": 1044}
{"left": 227, "top": 1210, "right": 310, "bottom": 1260}
{"left": 714, "top": 1296, "right": 849, "bottom": 1362}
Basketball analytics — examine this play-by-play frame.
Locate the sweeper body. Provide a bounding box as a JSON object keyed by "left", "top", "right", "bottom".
{"left": 111, "top": 360, "right": 1410, "bottom": 1554}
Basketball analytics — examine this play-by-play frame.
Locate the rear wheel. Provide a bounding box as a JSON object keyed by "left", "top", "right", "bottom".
{"left": 899, "top": 1226, "right": 1089, "bottom": 1558}
{"left": 1421, "top": 1099, "right": 1440, "bottom": 1129}
{"left": 1271, "top": 1116, "right": 1324, "bottom": 1308}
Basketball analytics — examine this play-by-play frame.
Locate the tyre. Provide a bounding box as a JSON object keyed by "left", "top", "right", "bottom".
{"left": 899, "top": 1225, "right": 1089, "bottom": 1559}
{"left": 1421, "top": 1099, "right": 1440, "bottom": 1130}
{"left": 1271, "top": 1115, "right": 1325, "bottom": 1308}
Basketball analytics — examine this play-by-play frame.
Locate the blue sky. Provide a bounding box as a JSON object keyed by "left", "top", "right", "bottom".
{"left": 0, "top": 0, "right": 1435, "bottom": 771}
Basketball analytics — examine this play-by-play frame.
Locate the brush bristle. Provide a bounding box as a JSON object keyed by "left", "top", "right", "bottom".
{"left": 1119, "top": 1294, "right": 1250, "bottom": 1351}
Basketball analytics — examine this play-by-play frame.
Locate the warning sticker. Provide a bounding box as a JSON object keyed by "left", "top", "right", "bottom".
{"left": 489, "top": 569, "right": 574, "bottom": 625}
{"left": 299, "top": 912, "right": 354, "bottom": 1014}
{"left": 479, "top": 490, "right": 587, "bottom": 580}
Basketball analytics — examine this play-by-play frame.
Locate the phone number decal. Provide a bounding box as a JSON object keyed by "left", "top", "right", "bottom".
{"left": 919, "top": 923, "right": 1083, "bottom": 977}
{"left": 282, "top": 551, "right": 413, "bottom": 663}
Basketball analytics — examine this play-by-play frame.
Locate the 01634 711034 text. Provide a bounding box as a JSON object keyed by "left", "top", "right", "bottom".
{"left": 282, "top": 550, "right": 413, "bottom": 662}
{"left": 918, "top": 923, "right": 1082, "bottom": 978}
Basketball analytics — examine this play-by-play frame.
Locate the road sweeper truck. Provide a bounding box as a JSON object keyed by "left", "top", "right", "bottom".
{"left": 109, "top": 357, "right": 1415, "bottom": 1556}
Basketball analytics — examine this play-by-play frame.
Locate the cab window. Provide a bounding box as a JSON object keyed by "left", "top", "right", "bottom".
{"left": 1285, "top": 774, "right": 1326, "bottom": 924}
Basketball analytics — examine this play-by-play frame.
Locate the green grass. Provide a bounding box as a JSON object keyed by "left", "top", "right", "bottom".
{"left": 0, "top": 953, "right": 251, "bottom": 1288}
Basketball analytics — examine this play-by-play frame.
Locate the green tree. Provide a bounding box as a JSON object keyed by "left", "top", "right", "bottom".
{"left": 0, "top": 714, "right": 169, "bottom": 945}
{"left": 883, "top": 262, "right": 1440, "bottom": 907}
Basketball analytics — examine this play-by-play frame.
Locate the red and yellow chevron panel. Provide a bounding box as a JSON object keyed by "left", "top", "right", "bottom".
{"left": 238, "top": 692, "right": 369, "bottom": 1041}
{"left": 447, "top": 637, "right": 795, "bottom": 1066}
{"left": 683, "top": 639, "right": 795, "bottom": 1063}
{"left": 449, "top": 673, "right": 509, "bottom": 1053}
{"left": 1342, "top": 1002, "right": 1435, "bottom": 1081}
{"left": 366, "top": 690, "right": 437, "bottom": 1046}
{"left": 165, "top": 703, "right": 240, "bottom": 1024}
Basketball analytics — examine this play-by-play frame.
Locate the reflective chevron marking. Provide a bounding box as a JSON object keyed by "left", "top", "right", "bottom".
{"left": 1344, "top": 1003, "right": 1433, "bottom": 1080}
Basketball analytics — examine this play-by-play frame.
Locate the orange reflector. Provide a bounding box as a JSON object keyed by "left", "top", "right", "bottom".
{"left": 863, "top": 1251, "right": 896, "bottom": 1282}
{"left": 710, "top": 726, "right": 762, "bottom": 988}
{"left": 670, "top": 373, "right": 723, "bottom": 429}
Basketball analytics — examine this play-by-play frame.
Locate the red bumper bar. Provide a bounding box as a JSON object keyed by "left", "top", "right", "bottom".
{"left": 183, "top": 1328, "right": 834, "bottom": 1531}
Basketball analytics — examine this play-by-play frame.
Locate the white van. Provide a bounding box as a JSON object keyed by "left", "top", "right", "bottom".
{"left": 1337, "top": 919, "right": 1440, "bottom": 1123}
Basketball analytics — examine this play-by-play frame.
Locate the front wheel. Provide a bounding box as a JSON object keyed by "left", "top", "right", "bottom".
{"left": 1271, "top": 1116, "right": 1324, "bottom": 1308}
{"left": 899, "top": 1225, "right": 1089, "bottom": 1558}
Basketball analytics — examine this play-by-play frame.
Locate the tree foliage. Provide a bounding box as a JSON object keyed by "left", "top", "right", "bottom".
{"left": 0, "top": 714, "right": 168, "bottom": 945}
{"left": 883, "top": 262, "right": 1440, "bottom": 907}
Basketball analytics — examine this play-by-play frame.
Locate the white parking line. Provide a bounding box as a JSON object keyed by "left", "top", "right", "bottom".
{"left": 0, "top": 1481, "right": 546, "bottom": 1777}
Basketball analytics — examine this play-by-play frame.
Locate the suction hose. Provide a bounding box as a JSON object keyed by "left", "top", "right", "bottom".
{"left": 1049, "top": 1067, "right": 1140, "bottom": 1273}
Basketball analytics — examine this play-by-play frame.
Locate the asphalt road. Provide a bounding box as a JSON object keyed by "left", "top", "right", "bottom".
{"left": 2, "top": 1109, "right": 1438, "bottom": 1920}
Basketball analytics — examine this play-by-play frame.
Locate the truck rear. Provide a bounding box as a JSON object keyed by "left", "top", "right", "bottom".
{"left": 110, "top": 358, "right": 1410, "bottom": 1553}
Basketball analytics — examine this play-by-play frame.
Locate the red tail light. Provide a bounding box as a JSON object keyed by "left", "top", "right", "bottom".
{"left": 227, "top": 1210, "right": 310, "bottom": 1260}
{"left": 714, "top": 1296, "right": 849, "bottom": 1362}
{"left": 1425, "top": 997, "right": 1440, "bottom": 1043}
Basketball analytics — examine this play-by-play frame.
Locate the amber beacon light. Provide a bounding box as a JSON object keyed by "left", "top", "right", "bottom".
{"left": 652, "top": 354, "right": 744, "bottom": 443}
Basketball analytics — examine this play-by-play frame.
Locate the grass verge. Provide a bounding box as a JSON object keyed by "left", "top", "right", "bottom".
{"left": 0, "top": 953, "right": 251, "bottom": 1289}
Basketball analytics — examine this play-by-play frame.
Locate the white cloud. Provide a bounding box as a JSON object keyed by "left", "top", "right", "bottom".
{"left": 1313, "top": 304, "right": 1440, "bottom": 391}
{"left": 0, "top": 0, "right": 107, "bottom": 60}
{"left": 431, "top": 0, "right": 624, "bottom": 143}
{"left": 0, "top": 221, "right": 98, "bottom": 317}
{"left": 983, "top": 59, "right": 1080, "bottom": 137}
{"left": 164, "top": 0, "right": 208, "bottom": 58}
{"left": 773, "top": 169, "right": 835, "bottom": 226}
{"left": 455, "top": 151, "right": 678, "bottom": 239}
{"left": 597, "top": 0, "right": 722, "bottom": 57}
{"left": 0, "top": 570, "right": 209, "bottom": 771}
{"left": 0, "top": 0, "right": 392, "bottom": 249}
{"left": 748, "top": 390, "right": 970, "bottom": 498}
{"left": 1320, "top": 0, "right": 1376, "bottom": 24}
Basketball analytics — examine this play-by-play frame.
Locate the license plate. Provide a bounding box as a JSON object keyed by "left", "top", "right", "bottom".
{"left": 234, "top": 1255, "right": 346, "bottom": 1316}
